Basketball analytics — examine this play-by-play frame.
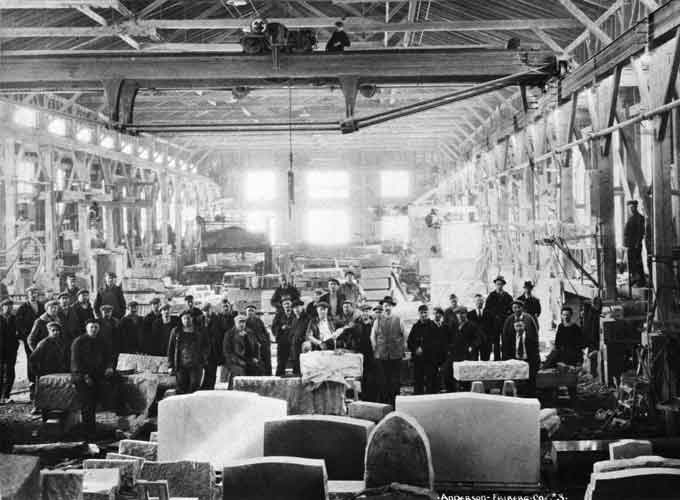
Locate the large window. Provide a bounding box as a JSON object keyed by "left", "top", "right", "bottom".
{"left": 380, "top": 170, "right": 410, "bottom": 198}
{"left": 305, "top": 209, "right": 350, "bottom": 245}
{"left": 306, "top": 170, "right": 349, "bottom": 199}
{"left": 12, "top": 106, "right": 37, "bottom": 128}
{"left": 47, "top": 117, "right": 67, "bottom": 136}
{"left": 246, "top": 211, "right": 276, "bottom": 243}
{"left": 381, "top": 215, "right": 409, "bottom": 244}
{"left": 245, "top": 171, "right": 277, "bottom": 202}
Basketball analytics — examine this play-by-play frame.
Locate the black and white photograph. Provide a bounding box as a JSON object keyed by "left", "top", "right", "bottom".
{"left": 1, "top": 1, "right": 680, "bottom": 499}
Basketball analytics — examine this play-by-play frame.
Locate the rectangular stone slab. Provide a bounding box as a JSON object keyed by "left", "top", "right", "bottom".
{"left": 41, "top": 470, "right": 84, "bottom": 500}
{"left": 221, "top": 457, "right": 328, "bottom": 500}
{"left": 396, "top": 393, "right": 540, "bottom": 488}
{"left": 609, "top": 439, "right": 653, "bottom": 460}
{"left": 347, "top": 402, "right": 393, "bottom": 423}
{"left": 118, "top": 439, "right": 158, "bottom": 461}
{"left": 83, "top": 459, "right": 140, "bottom": 490}
{"left": 158, "top": 391, "right": 287, "bottom": 468}
{"left": 82, "top": 468, "right": 120, "bottom": 500}
{"left": 452, "top": 360, "right": 529, "bottom": 381}
{"left": 300, "top": 351, "right": 363, "bottom": 379}
{"left": 586, "top": 467, "right": 680, "bottom": 499}
{"left": 105, "top": 453, "right": 146, "bottom": 468}
{"left": 264, "top": 416, "right": 374, "bottom": 480}
{"left": 140, "top": 460, "right": 214, "bottom": 500}
{"left": 117, "top": 353, "right": 169, "bottom": 373}
{"left": 594, "top": 455, "right": 680, "bottom": 473}
{"left": 0, "top": 453, "right": 41, "bottom": 500}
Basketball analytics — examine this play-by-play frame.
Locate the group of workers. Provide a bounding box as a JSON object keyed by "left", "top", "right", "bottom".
{"left": 0, "top": 268, "right": 591, "bottom": 431}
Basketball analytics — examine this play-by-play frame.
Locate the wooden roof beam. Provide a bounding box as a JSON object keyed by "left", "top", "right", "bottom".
{"left": 0, "top": 0, "right": 124, "bottom": 8}
{"left": 564, "top": 0, "right": 622, "bottom": 54}
{"left": 76, "top": 5, "right": 142, "bottom": 50}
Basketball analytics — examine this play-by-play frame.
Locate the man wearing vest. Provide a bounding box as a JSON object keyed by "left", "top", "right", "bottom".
{"left": 370, "top": 296, "right": 406, "bottom": 406}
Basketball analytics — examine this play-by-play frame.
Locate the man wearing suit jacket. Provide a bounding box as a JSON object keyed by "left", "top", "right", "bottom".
{"left": 320, "top": 278, "right": 345, "bottom": 320}
{"left": 502, "top": 318, "right": 540, "bottom": 396}
{"left": 468, "top": 294, "right": 494, "bottom": 360}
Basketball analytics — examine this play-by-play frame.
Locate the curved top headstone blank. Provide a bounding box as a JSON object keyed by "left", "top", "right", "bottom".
{"left": 364, "top": 411, "right": 434, "bottom": 490}
{"left": 264, "top": 415, "right": 374, "bottom": 480}
{"left": 158, "top": 390, "right": 287, "bottom": 467}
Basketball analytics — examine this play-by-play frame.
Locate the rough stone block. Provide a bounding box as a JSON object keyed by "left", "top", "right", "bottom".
{"left": 105, "top": 453, "right": 145, "bottom": 467}
{"left": 354, "top": 484, "right": 438, "bottom": 500}
{"left": 117, "top": 353, "right": 169, "bottom": 373}
{"left": 149, "top": 431, "right": 158, "bottom": 442}
{"left": 140, "top": 460, "right": 214, "bottom": 500}
{"left": 264, "top": 415, "right": 374, "bottom": 480}
{"left": 452, "top": 360, "right": 529, "bottom": 381}
{"left": 396, "top": 393, "right": 540, "bottom": 488}
{"left": 347, "top": 402, "right": 392, "bottom": 423}
{"left": 158, "top": 391, "right": 287, "bottom": 468}
{"left": 82, "top": 468, "right": 120, "bottom": 500}
{"left": 609, "top": 439, "right": 653, "bottom": 460}
{"left": 585, "top": 467, "right": 680, "bottom": 500}
{"left": 328, "top": 480, "right": 364, "bottom": 500}
{"left": 539, "top": 408, "right": 561, "bottom": 439}
{"left": 300, "top": 351, "right": 363, "bottom": 379}
{"left": 118, "top": 439, "right": 158, "bottom": 461}
{"left": 221, "top": 457, "right": 328, "bottom": 500}
{"left": 364, "top": 412, "right": 433, "bottom": 490}
{"left": 594, "top": 455, "right": 680, "bottom": 473}
{"left": 34, "top": 373, "right": 80, "bottom": 411}
{"left": 0, "top": 453, "right": 41, "bottom": 500}
{"left": 83, "top": 459, "right": 140, "bottom": 490}
{"left": 41, "top": 470, "right": 84, "bottom": 500}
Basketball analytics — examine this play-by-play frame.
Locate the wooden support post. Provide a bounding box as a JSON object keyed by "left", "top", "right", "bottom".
{"left": 4, "top": 139, "right": 17, "bottom": 267}
{"left": 557, "top": 102, "right": 575, "bottom": 223}
{"left": 42, "top": 148, "right": 57, "bottom": 281}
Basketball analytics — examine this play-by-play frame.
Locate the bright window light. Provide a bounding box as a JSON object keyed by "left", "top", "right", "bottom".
{"left": 154, "top": 152, "right": 164, "bottom": 164}
{"left": 138, "top": 148, "right": 149, "bottom": 159}
{"left": 121, "top": 142, "right": 133, "bottom": 154}
{"left": 381, "top": 215, "right": 410, "bottom": 244}
{"left": 245, "top": 171, "right": 276, "bottom": 202}
{"left": 47, "top": 117, "right": 67, "bottom": 136}
{"left": 246, "top": 211, "right": 276, "bottom": 243}
{"left": 76, "top": 127, "right": 92, "bottom": 143}
{"left": 380, "top": 170, "right": 410, "bottom": 198}
{"left": 305, "top": 209, "right": 350, "bottom": 245}
{"left": 12, "top": 106, "right": 37, "bottom": 128}
{"left": 306, "top": 170, "right": 349, "bottom": 199}
{"left": 101, "top": 135, "right": 115, "bottom": 149}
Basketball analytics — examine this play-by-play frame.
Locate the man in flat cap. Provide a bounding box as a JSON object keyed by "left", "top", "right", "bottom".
{"left": 453, "top": 306, "right": 484, "bottom": 362}
{"left": 0, "top": 299, "right": 18, "bottom": 403}
{"left": 168, "top": 312, "right": 206, "bottom": 394}
{"left": 305, "top": 289, "right": 325, "bottom": 321}
{"left": 66, "top": 289, "right": 95, "bottom": 347}
{"left": 15, "top": 286, "right": 44, "bottom": 389}
{"left": 143, "top": 297, "right": 163, "bottom": 339}
{"left": 345, "top": 303, "right": 377, "bottom": 400}
{"left": 182, "top": 295, "right": 205, "bottom": 329}
{"left": 63, "top": 273, "right": 80, "bottom": 306}
{"left": 272, "top": 296, "right": 295, "bottom": 376}
{"left": 624, "top": 200, "right": 646, "bottom": 286}
{"left": 270, "top": 273, "right": 300, "bottom": 311}
{"left": 325, "top": 20, "right": 350, "bottom": 52}
{"left": 321, "top": 278, "right": 345, "bottom": 320}
{"left": 305, "top": 301, "right": 338, "bottom": 351}
{"left": 71, "top": 319, "right": 115, "bottom": 435}
{"left": 371, "top": 296, "right": 407, "bottom": 405}
{"left": 97, "top": 304, "right": 120, "bottom": 367}
{"left": 30, "top": 322, "right": 70, "bottom": 380}
{"left": 339, "top": 269, "right": 365, "bottom": 307}
{"left": 148, "top": 304, "right": 177, "bottom": 356}
{"left": 408, "top": 305, "right": 445, "bottom": 395}
{"left": 57, "top": 292, "right": 71, "bottom": 327}
{"left": 290, "top": 299, "right": 309, "bottom": 376}
{"left": 94, "top": 271, "right": 126, "bottom": 320}
{"left": 28, "top": 299, "right": 62, "bottom": 352}
{"left": 484, "top": 276, "right": 513, "bottom": 361}
{"left": 203, "top": 298, "right": 237, "bottom": 387}
{"left": 223, "top": 314, "right": 259, "bottom": 387}
{"left": 245, "top": 304, "right": 271, "bottom": 375}
{"left": 443, "top": 293, "right": 460, "bottom": 333}
{"left": 119, "top": 301, "right": 142, "bottom": 355}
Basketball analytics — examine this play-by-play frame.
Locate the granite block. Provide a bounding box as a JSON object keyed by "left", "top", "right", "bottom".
{"left": 452, "top": 360, "right": 529, "bottom": 381}
{"left": 221, "top": 457, "right": 328, "bottom": 500}
{"left": 82, "top": 468, "right": 120, "bottom": 500}
{"left": 364, "top": 412, "right": 433, "bottom": 490}
{"left": 158, "top": 391, "right": 287, "bottom": 468}
{"left": 347, "top": 402, "right": 392, "bottom": 423}
{"left": 117, "top": 353, "right": 169, "bottom": 373}
{"left": 0, "top": 453, "right": 41, "bottom": 500}
{"left": 34, "top": 373, "right": 80, "bottom": 411}
{"left": 609, "top": 439, "right": 653, "bottom": 460}
{"left": 118, "top": 439, "right": 158, "bottom": 461}
{"left": 149, "top": 431, "right": 158, "bottom": 442}
{"left": 396, "top": 393, "right": 540, "bottom": 488}
{"left": 300, "top": 351, "right": 363, "bottom": 378}
{"left": 594, "top": 455, "right": 680, "bottom": 473}
{"left": 41, "top": 469, "right": 84, "bottom": 500}
{"left": 117, "top": 373, "right": 159, "bottom": 415}
{"left": 105, "top": 453, "right": 145, "bottom": 468}
{"left": 585, "top": 467, "right": 680, "bottom": 500}
{"left": 83, "top": 459, "right": 140, "bottom": 490}
{"left": 140, "top": 460, "right": 214, "bottom": 500}
{"left": 264, "top": 415, "right": 374, "bottom": 480}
